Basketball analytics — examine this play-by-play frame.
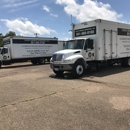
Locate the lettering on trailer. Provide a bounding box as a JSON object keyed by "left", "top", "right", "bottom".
{"left": 118, "top": 28, "right": 130, "bottom": 36}
{"left": 75, "top": 26, "right": 96, "bottom": 37}
{"left": 119, "top": 31, "right": 130, "bottom": 51}
{"left": 120, "top": 38, "right": 130, "bottom": 51}
{"left": 21, "top": 44, "right": 53, "bottom": 56}
{"left": 12, "top": 39, "right": 58, "bottom": 44}
{"left": 26, "top": 49, "right": 50, "bottom": 55}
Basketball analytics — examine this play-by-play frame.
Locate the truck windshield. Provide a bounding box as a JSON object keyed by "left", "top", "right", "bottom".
{"left": 3, "top": 39, "right": 10, "bottom": 45}
{"left": 64, "top": 39, "right": 84, "bottom": 49}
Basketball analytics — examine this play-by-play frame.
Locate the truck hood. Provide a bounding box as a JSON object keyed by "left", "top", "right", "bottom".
{"left": 54, "top": 49, "right": 81, "bottom": 55}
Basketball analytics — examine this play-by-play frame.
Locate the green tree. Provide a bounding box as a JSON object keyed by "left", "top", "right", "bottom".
{"left": 5, "top": 31, "right": 16, "bottom": 37}
{"left": 0, "top": 31, "right": 16, "bottom": 47}
{"left": 0, "top": 33, "right": 3, "bottom": 47}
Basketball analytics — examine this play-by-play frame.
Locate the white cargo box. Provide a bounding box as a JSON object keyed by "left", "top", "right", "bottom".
{"left": 3, "top": 36, "right": 64, "bottom": 59}
{"left": 73, "top": 19, "right": 130, "bottom": 60}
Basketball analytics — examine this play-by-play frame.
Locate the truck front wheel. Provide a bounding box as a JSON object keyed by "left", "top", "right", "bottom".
{"left": 53, "top": 70, "right": 64, "bottom": 76}
{"left": 72, "top": 62, "right": 84, "bottom": 78}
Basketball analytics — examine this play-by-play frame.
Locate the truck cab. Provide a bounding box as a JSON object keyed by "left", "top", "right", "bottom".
{"left": 51, "top": 19, "right": 130, "bottom": 77}
{"left": 50, "top": 38, "right": 95, "bottom": 77}
{"left": 0, "top": 47, "right": 11, "bottom": 67}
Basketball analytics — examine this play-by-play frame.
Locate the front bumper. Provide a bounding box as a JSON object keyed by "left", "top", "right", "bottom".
{"left": 50, "top": 63, "right": 74, "bottom": 71}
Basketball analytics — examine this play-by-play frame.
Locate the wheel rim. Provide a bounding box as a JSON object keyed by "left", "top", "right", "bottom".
{"left": 76, "top": 65, "right": 84, "bottom": 75}
{"left": 128, "top": 58, "right": 130, "bottom": 66}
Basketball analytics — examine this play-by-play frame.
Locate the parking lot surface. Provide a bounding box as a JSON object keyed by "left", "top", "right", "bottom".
{"left": 0, "top": 63, "right": 130, "bottom": 130}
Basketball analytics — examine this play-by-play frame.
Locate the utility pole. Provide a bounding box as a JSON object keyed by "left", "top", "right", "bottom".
{"left": 71, "top": 15, "right": 73, "bottom": 25}
{"left": 34, "top": 33, "right": 38, "bottom": 37}
{"left": 70, "top": 15, "right": 74, "bottom": 38}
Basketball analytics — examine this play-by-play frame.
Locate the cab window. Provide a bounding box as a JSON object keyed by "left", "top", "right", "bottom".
{"left": 84, "top": 39, "right": 94, "bottom": 50}
{"left": 1, "top": 48, "right": 8, "bottom": 54}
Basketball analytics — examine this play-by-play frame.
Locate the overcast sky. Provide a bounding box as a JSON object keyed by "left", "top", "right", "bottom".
{"left": 0, "top": 0, "right": 130, "bottom": 40}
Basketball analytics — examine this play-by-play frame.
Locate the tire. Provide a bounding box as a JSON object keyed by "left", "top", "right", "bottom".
{"left": 0, "top": 62, "right": 1, "bottom": 68}
{"left": 125, "top": 58, "right": 130, "bottom": 67}
{"left": 72, "top": 62, "right": 84, "bottom": 78}
{"left": 121, "top": 58, "right": 130, "bottom": 67}
{"left": 53, "top": 70, "right": 64, "bottom": 76}
{"left": 38, "top": 58, "right": 45, "bottom": 65}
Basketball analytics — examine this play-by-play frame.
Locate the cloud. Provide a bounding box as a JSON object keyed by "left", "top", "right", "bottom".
{"left": 43, "top": 5, "right": 58, "bottom": 18}
{"left": 50, "top": 13, "right": 58, "bottom": 17}
{"left": 3, "top": 0, "right": 38, "bottom": 8}
{"left": 1, "top": 18, "right": 56, "bottom": 36}
{"left": 2, "top": 0, "right": 17, "bottom": 3}
{"left": 43, "top": 5, "right": 50, "bottom": 12}
{"left": 56, "top": 0, "right": 123, "bottom": 22}
{"left": 68, "top": 31, "right": 72, "bottom": 35}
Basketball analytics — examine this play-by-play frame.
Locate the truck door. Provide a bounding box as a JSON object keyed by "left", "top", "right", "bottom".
{"left": 83, "top": 39, "right": 95, "bottom": 61}
{"left": 104, "top": 29, "right": 117, "bottom": 60}
{"left": 1, "top": 47, "right": 11, "bottom": 61}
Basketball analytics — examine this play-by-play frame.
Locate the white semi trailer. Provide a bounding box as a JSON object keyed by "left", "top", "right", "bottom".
{"left": 0, "top": 36, "right": 64, "bottom": 68}
{"left": 50, "top": 19, "right": 130, "bottom": 77}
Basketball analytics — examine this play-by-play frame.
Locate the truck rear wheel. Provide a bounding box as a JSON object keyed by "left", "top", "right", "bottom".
{"left": 0, "top": 62, "right": 1, "bottom": 68}
{"left": 38, "top": 58, "right": 45, "bottom": 65}
{"left": 121, "top": 58, "right": 130, "bottom": 67}
{"left": 72, "top": 62, "right": 84, "bottom": 78}
{"left": 125, "top": 58, "right": 130, "bottom": 67}
{"left": 53, "top": 70, "right": 64, "bottom": 76}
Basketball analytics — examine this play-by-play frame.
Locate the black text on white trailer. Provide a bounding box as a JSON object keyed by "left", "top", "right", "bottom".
{"left": 50, "top": 19, "right": 130, "bottom": 77}
{"left": 0, "top": 36, "right": 64, "bottom": 68}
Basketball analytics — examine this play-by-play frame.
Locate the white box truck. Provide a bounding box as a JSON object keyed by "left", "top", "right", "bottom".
{"left": 50, "top": 19, "right": 130, "bottom": 77}
{"left": 0, "top": 36, "right": 64, "bottom": 68}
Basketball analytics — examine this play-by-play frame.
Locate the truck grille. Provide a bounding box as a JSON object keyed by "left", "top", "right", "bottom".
{"left": 53, "top": 54, "right": 63, "bottom": 61}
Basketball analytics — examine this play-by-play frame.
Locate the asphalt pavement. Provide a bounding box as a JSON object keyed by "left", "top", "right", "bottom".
{"left": 0, "top": 62, "right": 130, "bottom": 130}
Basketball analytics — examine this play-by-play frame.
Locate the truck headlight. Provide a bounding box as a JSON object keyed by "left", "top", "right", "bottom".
{"left": 64, "top": 59, "right": 72, "bottom": 63}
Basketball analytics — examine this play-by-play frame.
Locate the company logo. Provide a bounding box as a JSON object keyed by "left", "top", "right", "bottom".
{"left": 75, "top": 26, "right": 96, "bottom": 37}
{"left": 3, "top": 55, "right": 7, "bottom": 59}
{"left": 118, "top": 28, "right": 130, "bottom": 36}
{"left": 88, "top": 52, "right": 91, "bottom": 58}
